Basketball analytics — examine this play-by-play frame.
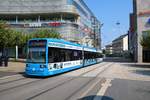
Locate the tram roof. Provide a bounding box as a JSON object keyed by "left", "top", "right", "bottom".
{"left": 29, "top": 38, "right": 97, "bottom": 52}
{"left": 83, "top": 46, "right": 97, "bottom": 52}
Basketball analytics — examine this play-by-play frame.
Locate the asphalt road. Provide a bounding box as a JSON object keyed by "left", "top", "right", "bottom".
{"left": 0, "top": 71, "right": 17, "bottom": 78}
{"left": 104, "top": 79, "right": 150, "bottom": 100}
{"left": 0, "top": 62, "right": 150, "bottom": 100}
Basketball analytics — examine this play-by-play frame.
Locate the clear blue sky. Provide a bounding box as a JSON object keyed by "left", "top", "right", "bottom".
{"left": 84, "top": 0, "right": 133, "bottom": 48}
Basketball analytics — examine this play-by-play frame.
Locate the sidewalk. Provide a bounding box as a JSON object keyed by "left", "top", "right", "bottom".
{"left": 0, "top": 61, "right": 25, "bottom": 77}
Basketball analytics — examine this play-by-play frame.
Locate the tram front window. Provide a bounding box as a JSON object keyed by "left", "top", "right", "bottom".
{"left": 27, "top": 47, "right": 46, "bottom": 63}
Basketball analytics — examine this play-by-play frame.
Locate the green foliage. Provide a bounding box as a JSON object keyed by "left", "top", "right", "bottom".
{"left": 0, "top": 21, "right": 12, "bottom": 48}
{"left": 0, "top": 21, "right": 61, "bottom": 48}
{"left": 32, "top": 29, "right": 61, "bottom": 39}
{"left": 140, "top": 30, "right": 150, "bottom": 49}
{"left": 11, "top": 31, "right": 27, "bottom": 47}
{"left": 0, "top": 21, "right": 27, "bottom": 47}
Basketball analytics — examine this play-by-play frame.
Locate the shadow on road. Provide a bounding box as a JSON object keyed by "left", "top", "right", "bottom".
{"left": 19, "top": 72, "right": 47, "bottom": 79}
{"left": 123, "top": 63, "right": 150, "bottom": 68}
{"left": 103, "top": 57, "right": 132, "bottom": 63}
{"left": 0, "top": 71, "right": 17, "bottom": 78}
{"left": 78, "top": 95, "right": 114, "bottom": 100}
{"left": 122, "top": 63, "right": 150, "bottom": 76}
{"left": 133, "top": 70, "right": 150, "bottom": 76}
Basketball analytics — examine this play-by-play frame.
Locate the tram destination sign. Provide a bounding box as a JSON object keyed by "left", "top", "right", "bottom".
{"left": 29, "top": 40, "right": 47, "bottom": 47}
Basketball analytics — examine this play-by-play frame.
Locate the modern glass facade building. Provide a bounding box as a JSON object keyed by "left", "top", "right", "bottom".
{"left": 0, "top": 0, "right": 101, "bottom": 49}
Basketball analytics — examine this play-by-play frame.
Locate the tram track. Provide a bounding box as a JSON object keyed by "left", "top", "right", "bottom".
{"left": 0, "top": 62, "right": 106, "bottom": 85}
{"left": 0, "top": 77, "right": 27, "bottom": 85}
{"left": 0, "top": 62, "right": 108, "bottom": 97}
{"left": 0, "top": 78, "right": 41, "bottom": 93}
{"left": 65, "top": 63, "right": 113, "bottom": 100}
{"left": 26, "top": 62, "right": 112, "bottom": 100}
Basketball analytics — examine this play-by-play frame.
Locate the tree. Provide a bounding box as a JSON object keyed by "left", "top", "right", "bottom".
{"left": 0, "top": 21, "right": 14, "bottom": 48}
{"left": 0, "top": 21, "right": 26, "bottom": 48}
{"left": 0, "top": 21, "right": 62, "bottom": 59}
{"left": 140, "top": 30, "right": 150, "bottom": 49}
{"left": 0, "top": 21, "right": 61, "bottom": 48}
{"left": 32, "top": 29, "right": 61, "bottom": 39}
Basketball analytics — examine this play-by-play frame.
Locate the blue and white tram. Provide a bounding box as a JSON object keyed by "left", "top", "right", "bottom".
{"left": 25, "top": 38, "right": 103, "bottom": 76}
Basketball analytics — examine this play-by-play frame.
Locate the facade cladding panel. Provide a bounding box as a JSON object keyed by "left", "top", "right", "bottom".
{"left": 0, "top": 0, "right": 101, "bottom": 48}
{"left": 130, "top": 0, "right": 150, "bottom": 62}
{"left": 0, "top": 0, "right": 68, "bottom": 13}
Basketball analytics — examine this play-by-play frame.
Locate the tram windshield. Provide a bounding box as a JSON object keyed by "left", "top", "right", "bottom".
{"left": 27, "top": 47, "right": 46, "bottom": 63}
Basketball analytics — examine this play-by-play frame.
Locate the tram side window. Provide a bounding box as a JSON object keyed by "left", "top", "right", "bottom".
{"left": 65, "top": 50, "right": 71, "bottom": 61}
{"left": 91, "top": 52, "right": 96, "bottom": 59}
{"left": 98, "top": 53, "right": 103, "bottom": 58}
{"left": 71, "top": 50, "right": 82, "bottom": 60}
{"left": 84, "top": 51, "right": 89, "bottom": 59}
{"left": 94, "top": 53, "right": 103, "bottom": 58}
{"left": 78, "top": 50, "right": 82, "bottom": 60}
{"left": 48, "top": 47, "right": 62, "bottom": 63}
{"left": 60, "top": 49, "right": 66, "bottom": 62}
{"left": 64, "top": 50, "right": 82, "bottom": 61}
{"left": 48, "top": 47, "right": 82, "bottom": 63}
{"left": 85, "top": 51, "right": 91, "bottom": 59}
{"left": 84, "top": 51, "right": 96, "bottom": 59}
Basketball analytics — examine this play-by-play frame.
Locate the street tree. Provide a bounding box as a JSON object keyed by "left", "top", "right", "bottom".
{"left": 0, "top": 21, "right": 62, "bottom": 58}
{"left": 0, "top": 21, "right": 61, "bottom": 48}
{"left": 140, "top": 30, "right": 150, "bottom": 49}
{"left": 0, "top": 21, "right": 13, "bottom": 48}
{"left": 0, "top": 21, "right": 26, "bottom": 48}
{"left": 32, "top": 29, "right": 61, "bottom": 39}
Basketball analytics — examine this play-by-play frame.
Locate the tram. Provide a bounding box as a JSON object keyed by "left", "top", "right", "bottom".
{"left": 25, "top": 38, "right": 103, "bottom": 76}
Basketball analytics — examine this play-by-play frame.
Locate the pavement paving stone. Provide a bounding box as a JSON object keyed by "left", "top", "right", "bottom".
{"left": 100, "top": 62, "right": 150, "bottom": 81}
{"left": 0, "top": 61, "right": 25, "bottom": 77}
{"left": 0, "top": 61, "right": 149, "bottom": 100}
{"left": 104, "top": 79, "right": 150, "bottom": 100}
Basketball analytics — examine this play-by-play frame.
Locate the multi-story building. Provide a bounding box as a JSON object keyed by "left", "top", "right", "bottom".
{"left": 129, "top": 0, "right": 150, "bottom": 62}
{"left": 128, "top": 13, "right": 137, "bottom": 62}
{"left": 112, "top": 34, "right": 128, "bottom": 55}
{"left": 105, "top": 44, "right": 113, "bottom": 54}
{"left": 0, "top": 0, "right": 101, "bottom": 49}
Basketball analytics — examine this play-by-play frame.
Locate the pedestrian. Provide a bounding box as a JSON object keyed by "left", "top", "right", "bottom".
{"left": 0, "top": 55, "right": 2, "bottom": 66}
{"left": 3, "top": 49, "right": 9, "bottom": 67}
{"left": 4, "top": 55, "right": 9, "bottom": 67}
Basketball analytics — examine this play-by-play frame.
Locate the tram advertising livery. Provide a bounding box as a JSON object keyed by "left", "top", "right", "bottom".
{"left": 25, "top": 38, "right": 103, "bottom": 76}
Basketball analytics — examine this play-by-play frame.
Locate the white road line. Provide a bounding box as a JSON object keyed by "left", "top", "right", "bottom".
{"left": 0, "top": 74, "right": 21, "bottom": 80}
{"left": 93, "top": 79, "right": 112, "bottom": 100}
{"left": 83, "top": 63, "right": 112, "bottom": 77}
{"left": 79, "top": 63, "right": 112, "bottom": 99}
{"left": 79, "top": 78, "right": 102, "bottom": 98}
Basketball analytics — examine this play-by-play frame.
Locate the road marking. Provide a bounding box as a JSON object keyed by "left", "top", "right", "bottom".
{"left": 79, "top": 78, "right": 103, "bottom": 98}
{"left": 0, "top": 74, "right": 21, "bottom": 80}
{"left": 93, "top": 79, "right": 112, "bottom": 100}
{"left": 83, "top": 63, "right": 112, "bottom": 77}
